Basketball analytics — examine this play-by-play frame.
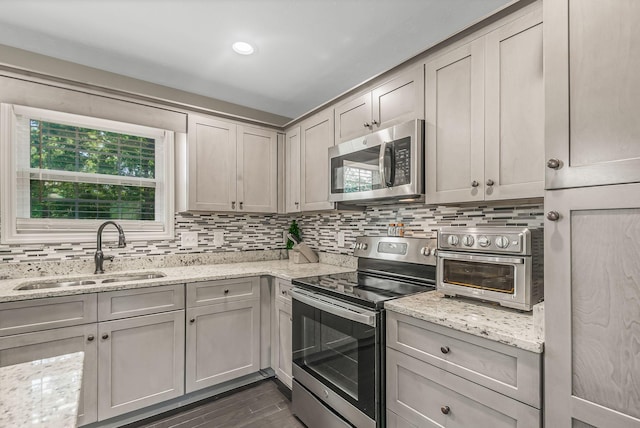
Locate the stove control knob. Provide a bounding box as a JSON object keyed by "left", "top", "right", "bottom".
{"left": 495, "top": 236, "right": 510, "bottom": 249}
{"left": 420, "top": 247, "right": 431, "bottom": 256}
{"left": 462, "top": 235, "right": 475, "bottom": 247}
{"left": 477, "top": 236, "right": 490, "bottom": 247}
{"left": 447, "top": 235, "right": 459, "bottom": 246}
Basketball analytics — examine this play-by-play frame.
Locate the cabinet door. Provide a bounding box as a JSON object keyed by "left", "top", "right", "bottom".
{"left": 545, "top": 0, "right": 640, "bottom": 189}
{"left": 185, "top": 299, "right": 260, "bottom": 393}
{"left": 300, "top": 109, "right": 335, "bottom": 211}
{"left": 237, "top": 125, "right": 278, "bottom": 213}
{"left": 0, "top": 324, "right": 98, "bottom": 426}
{"left": 372, "top": 66, "right": 424, "bottom": 131}
{"left": 544, "top": 184, "right": 640, "bottom": 428}
{"left": 187, "top": 114, "right": 237, "bottom": 211}
{"left": 97, "top": 311, "right": 185, "bottom": 420}
{"left": 334, "top": 93, "right": 371, "bottom": 143}
{"left": 285, "top": 127, "right": 301, "bottom": 213}
{"left": 425, "top": 40, "right": 485, "bottom": 204}
{"left": 485, "top": 9, "right": 544, "bottom": 200}
{"left": 274, "top": 298, "right": 292, "bottom": 389}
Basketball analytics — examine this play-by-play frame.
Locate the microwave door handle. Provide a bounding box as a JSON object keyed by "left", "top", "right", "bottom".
{"left": 384, "top": 144, "right": 395, "bottom": 187}
{"left": 437, "top": 251, "right": 525, "bottom": 264}
{"left": 378, "top": 140, "right": 387, "bottom": 188}
{"left": 290, "top": 289, "right": 377, "bottom": 327}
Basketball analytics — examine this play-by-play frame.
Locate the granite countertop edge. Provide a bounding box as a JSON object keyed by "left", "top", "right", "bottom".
{"left": 0, "top": 260, "right": 355, "bottom": 303}
{"left": 385, "top": 291, "right": 544, "bottom": 354}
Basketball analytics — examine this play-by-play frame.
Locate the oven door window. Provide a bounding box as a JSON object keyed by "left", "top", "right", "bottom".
{"left": 442, "top": 259, "right": 515, "bottom": 293}
{"left": 292, "top": 299, "right": 376, "bottom": 419}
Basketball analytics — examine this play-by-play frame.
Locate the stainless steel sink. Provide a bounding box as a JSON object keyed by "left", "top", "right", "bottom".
{"left": 100, "top": 273, "right": 166, "bottom": 283}
{"left": 15, "top": 272, "right": 166, "bottom": 290}
{"left": 16, "top": 280, "right": 97, "bottom": 290}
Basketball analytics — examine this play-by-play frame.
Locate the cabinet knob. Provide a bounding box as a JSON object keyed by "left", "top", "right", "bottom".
{"left": 189, "top": 318, "right": 195, "bottom": 324}
{"left": 471, "top": 180, "right": 479, "bottom": 188}
{"left": 486, "top": 179, "right": 494, "bottom": 186}
{"left": 281, "top": 289, "right": 287, "bottom": 295}
{"left": 546, "top": 211, "right": 561, "bottom": 221}
{"left": 102, "top": 333, "right": 109, "bottom": 340}
{"left": 87, "top": 335, "right": 95, "bottom": 342}
{"left": 371, "top": 120, "right": 378, "bottom": 126}
{"left": 295, "top": 202, "right": 299, "bottom": 206}
{"left": 224, "top": 289, "right": 230, "bottom": 294}
{"left": 547, "top": 158, "right": 561, "bottom": 169}
{"left": 239, "top": 202, "right": 244, "bottom": 209}
{"left": 231, "top": 201, "right": 236, "bottom": 209}
{"left": 441, "top": 405, "right": 451, "bottom": 415}
{"left": 363, "top": 122, "right": 370, "bottom": 128}
{"left": 440, "top": 346, "right": 450, "bottom": 354}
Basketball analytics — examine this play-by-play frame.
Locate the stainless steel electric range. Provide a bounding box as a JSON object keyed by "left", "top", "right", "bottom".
{"left": 290, "top": 235, "right": 437, "bottom": 428}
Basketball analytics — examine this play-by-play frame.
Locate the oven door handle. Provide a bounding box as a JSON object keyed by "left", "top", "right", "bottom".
{"left": 437, "top": 251, "right": 525, "bottom": 264}
{"left": 290, "top": 289, "right": 377, "bottom": 327}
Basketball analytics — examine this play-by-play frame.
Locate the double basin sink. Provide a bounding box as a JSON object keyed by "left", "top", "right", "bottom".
{"left": 16, "top": 273, "right": 166, "bottom": 291}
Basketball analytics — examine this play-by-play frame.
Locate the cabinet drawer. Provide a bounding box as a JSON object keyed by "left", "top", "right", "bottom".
{"left": 387, "top": 409, "right": 418, "bottom": 428}
{"left": 387, "top": 311, "right": 541, "bottom": 408}
{"left": 187, "top": 277, "right": 260, "bottom": 307}
{"left": 0, "top": 294, "right": 97, "bottom": 336}
{"left": 387, "top": 348, "right": 540, "bottom": 428}
{"left": 98, "top": 284, "right": 185, "bottom": 321}
{"left": 275, "top": 278, "right": 292, "bottom": 303}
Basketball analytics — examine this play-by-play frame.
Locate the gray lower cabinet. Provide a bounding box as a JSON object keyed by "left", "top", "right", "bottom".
{"left": 0, "top": 323, "right": 99, "bottom": 425}
{"left": 273, "top": 279, "right": 292, "bottom": 389}
{"left": 97, "top": 310, "right": 185, "bottom": 421}
{"left": 185, "top": 279, "right": 261, "bottom": 393}
{"left": 544, "top": 184, "right": 640, "bottom": 428}
{"left": 386, "top": 312, "right": 541, "bottom": 428}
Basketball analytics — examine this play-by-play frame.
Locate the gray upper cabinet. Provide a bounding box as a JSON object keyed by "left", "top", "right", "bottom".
{"left": 186, "top": 115, "right": 278, "bottom": 213}
{"left": 544, "top": 183, "right": 640, "bottom": 428}
{"left": 545, "top": 0, "right": 640, "bottom": 189}
{"left": 334, "top": 66, "right": 424, "bottom": 144}
{"left": 426, "top": 39, "right": 485, "bottom": 204}
{"left": 426, "top": 6, "right": 543, "bottom": 204}
{"left": 284, "top": 126, "right": 301, "bottom": 213}
{"left": 300, "top": 108, "right": 335, "bottom": 211}
{"left": 187, "top": 115, "right": 237, "bottom": 211}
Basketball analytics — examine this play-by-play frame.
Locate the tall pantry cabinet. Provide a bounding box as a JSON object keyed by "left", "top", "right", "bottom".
{"left": 543, "top": 1, "right": 640, "bottom": 427}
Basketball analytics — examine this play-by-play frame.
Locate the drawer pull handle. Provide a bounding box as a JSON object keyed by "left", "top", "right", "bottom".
{"left": 102, "top": 334, "right": 109, "bottom": 340}
{"left": 189, "top": 318, "right": 195, "bottom": 324}
{"left": 440, "top": 346, "right": 450, "bottom": 354}
{"left": 547, "top": 211, "right": 560, "bottom": 221}
{"left": 87, "top": 335, "right": 95, "bottom": 342}
{"left": 224, "top": 289, "right": 230, "bottom": 294}
{"left": 281, "top": 289, "right": 287, "bottom": 295}
{"left": 441, "top": 405, "right": 450, "bottom": 415}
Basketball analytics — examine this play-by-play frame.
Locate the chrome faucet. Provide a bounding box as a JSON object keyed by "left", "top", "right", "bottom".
{"left": 94, "top": 221, "right": 126, "bottom": 274}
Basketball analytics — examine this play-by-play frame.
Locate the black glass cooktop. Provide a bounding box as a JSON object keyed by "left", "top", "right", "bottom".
{"left": 292, "top": 271, "right": 434, "bottom": 309}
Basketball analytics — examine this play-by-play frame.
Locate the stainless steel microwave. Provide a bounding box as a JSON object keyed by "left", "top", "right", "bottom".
{"left": 328, "top": 119, "right": 424, "bottom": 203}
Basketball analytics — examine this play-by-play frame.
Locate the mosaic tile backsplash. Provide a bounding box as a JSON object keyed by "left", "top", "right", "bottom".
{"left": 0, "top": 202, "right": 543, "bottom": 264}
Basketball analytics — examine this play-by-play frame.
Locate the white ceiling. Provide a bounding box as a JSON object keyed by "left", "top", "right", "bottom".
{"left": 0, "top": 0, "right": 511, "bottom": 120}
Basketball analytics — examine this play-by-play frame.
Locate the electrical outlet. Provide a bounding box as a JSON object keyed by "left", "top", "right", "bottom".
{"left": 283, "top": 230, "right": 288, "bottom": 244}
{"left": 337, "top": 231, "right": 345, "bottom": 247}
{"left": 181, "top": 231, "right": 198, "bottom": 248}
{"left": 214, "top": 231, "right": 225, "bottom": 246}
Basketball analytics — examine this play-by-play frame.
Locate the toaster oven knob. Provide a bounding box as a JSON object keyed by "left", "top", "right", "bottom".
{"left": 477, "top": 236, "right": 490, "bottom": 247}
{"left": 420, "top": 247, "right": 431, "bottom": 256}
{"left": 361, "top": 243, "right": 368, "bottom": 250}
{"left": 495, "top": 236, "right": 510, "bottom": 249}
{"left": 447, "top": 235, "right": 459, "bottom": 246}
{"left": 462, "top": 235, "right": 475, "bottom": 246}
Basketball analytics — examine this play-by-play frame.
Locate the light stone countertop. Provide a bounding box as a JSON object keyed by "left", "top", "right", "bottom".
{"left": 385, "top": 291, "right": 544, "bottom": 353}
{"left": 0, "top": 260, "right": 356, "bottom": 303}
{"left": 0, "top": 352, "right": 84, "bottom": 428}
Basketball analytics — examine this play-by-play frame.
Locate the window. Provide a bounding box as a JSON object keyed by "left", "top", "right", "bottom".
{"left": 1, "top": 104, "right": 174, "bottom": 244}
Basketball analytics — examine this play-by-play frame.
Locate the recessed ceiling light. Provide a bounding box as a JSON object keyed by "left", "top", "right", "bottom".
{"left": 232, "top": 41, "right": 255, "bottom": 55}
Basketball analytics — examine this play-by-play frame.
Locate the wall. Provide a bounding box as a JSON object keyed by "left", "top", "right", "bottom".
{"left": 0, "top": 201, "right": 543, "bottom": 264}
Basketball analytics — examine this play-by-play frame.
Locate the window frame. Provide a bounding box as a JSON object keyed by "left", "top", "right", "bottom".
{"left": 0, "top": 103, "right": 175, "bottom": 244}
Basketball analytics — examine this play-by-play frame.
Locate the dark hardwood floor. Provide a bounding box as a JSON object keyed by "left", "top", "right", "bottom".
{"left": 132, "top": 380, "right": 305, "bottom": 428}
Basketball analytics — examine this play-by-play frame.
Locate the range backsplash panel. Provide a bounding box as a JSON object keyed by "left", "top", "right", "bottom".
{"left": 0, "top": 202, "right": 543, "bottom": 263}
